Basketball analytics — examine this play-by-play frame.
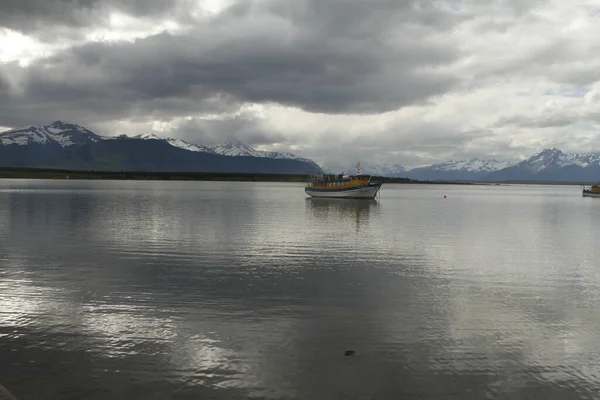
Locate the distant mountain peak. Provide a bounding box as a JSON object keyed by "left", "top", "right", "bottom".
{"left": 48, "top": 120, "right": 69, "bottom": 127}
{"left": 537, "top": 147, "right": 563, "bottom": 155}
{"left": 209, "top": 141, "right": 322, "bottom": 168}
{"left": 0, "top": 120, "right": 324, "bottom": 174}
{"left": 0, "top": 120, "right": 101, "bottom": 147}
{"left": 211, "top": 141, "right": 267, "bottom": 158}
{"left": 133, "top": 133, "right": 214, "bottom": 153}
{"left": 426, "top": 158, "right": 517, "bottom": 172}
{"left": 135, "top": 133, "right": 161, "bottom": 140}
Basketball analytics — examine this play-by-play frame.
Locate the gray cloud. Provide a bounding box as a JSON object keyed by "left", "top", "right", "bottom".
{"left": 1, "top": 0, "right": 599, "bottom": 166}
{"left": 0, "top": 0, "right": 186, "bottom": 36}
{"left": 0, "top": 0, "right": 463, "bottom": 128}
{"left": 494, "top": 113, "right": 581, "bottom": 129}
{"left": 167, "top": 115, "right": 288, "bottom": 147}
{"left": 311, "top": 124, "right": 498, "bottom": 168}
{"left": 455, "top": 7, "right": 600, "bottom": 89}
{"left": 506, "top": 40, "right": 600, "bottom": 87}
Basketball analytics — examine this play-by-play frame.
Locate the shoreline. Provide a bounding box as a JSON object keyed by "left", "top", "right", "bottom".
{"left": 0, "top": 167, "right": 469, "bottom": 184}
{"left": 0, "top": 167, "right": 592, "bottom": 185}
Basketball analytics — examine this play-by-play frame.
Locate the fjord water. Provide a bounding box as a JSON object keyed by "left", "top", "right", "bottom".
{"left": 1, "top": 180, "right": 600, "bottom": 399}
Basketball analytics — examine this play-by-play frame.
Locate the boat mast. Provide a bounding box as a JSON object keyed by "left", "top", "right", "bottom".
{"left": 356, "top": 161, "right": 371, "bottom": 183}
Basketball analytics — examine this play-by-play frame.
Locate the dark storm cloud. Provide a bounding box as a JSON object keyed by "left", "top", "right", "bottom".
{"left": 168, "top": 115, "right": 288, "bottom": 147}
{"left": 1, "top": 0, "right": 184, "bottom": 35}
{"left": 0, "top": 0, "right": 464, "bottom": 128}
{"left": 4, "top": 0, "right": 594, "bottom": 167}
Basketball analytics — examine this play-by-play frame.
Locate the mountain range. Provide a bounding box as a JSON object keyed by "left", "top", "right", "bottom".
{"left": 1, "top": 121, "right": 599, "bottom": 182}
{"left": 0, "top": 121, "right": 323, "bottom": 174}
{"left": 351, "top": 149, "right": 600, "bottom": 182}
{"left": 482, "top": 148, "right": 600, "bottom": 182}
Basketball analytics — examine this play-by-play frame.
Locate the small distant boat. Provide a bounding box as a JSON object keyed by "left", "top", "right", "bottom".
{"left": 305, "top": 162, "right": 382, "bottom": 199}
{"left": 582, "top": 184, "right": 600, "bottom": 197}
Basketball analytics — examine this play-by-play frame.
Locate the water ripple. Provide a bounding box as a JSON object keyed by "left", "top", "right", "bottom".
{"left": 1, "top": 181, "right": 600, "bottom": 399}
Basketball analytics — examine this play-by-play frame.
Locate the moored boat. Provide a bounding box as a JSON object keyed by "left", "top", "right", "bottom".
{"left": 305, "top": 162, "right": 382, "bottom": 199}
{"left": 582, "top": 184, "right": 600, "bottom": 197}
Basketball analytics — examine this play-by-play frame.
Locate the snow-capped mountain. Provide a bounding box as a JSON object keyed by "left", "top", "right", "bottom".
{"left": 512, "top": 148, "right": 575, "bottom": 173}
{"left": 0, "top": 121, "right": 322, "bottom": 169}
{"left": 260, "top": 151, "right": 309, "bottom": 161}
{"left": 211, "top": 141, "right": 265, "bottom": 157}
{"left": 486, "top": 148, "right": 600, "bottom": 181}
{"left": 424, "top": 158, "right": 516, "bottom": 172}
{"left": 5, "top": 120, "right": 600, "bottom": 181}
{"left": 325, "top": 159, "right": 514, "bottom": 179}
{"left": 130, "top": 134, "right": 322, "bottom": 168}
{"left": 324, "top": 163, "right": 407, "bottom": 177}
{"left": 512, "top": 148, "right": 600, "bottom": 171}
{"left": 0, "top": 121, "right": 103, "bottom": 147}
{"left": 358, "top": 164, "right": 406, "bottom": 177}
{"left": 403, "top": 158, "right": 516, "bottom": 181}
{"left": 134, "top": 136, "right": 318, "bottom": 165}
{"left": 0, "top": 121, "right": 324, "bottom": 175}
{"left": 210, "top": 140, "right": 321, "bottom": 168}
{"left": 403, "top": 149, "right": 600, "bottom": 181}
{"left": 573, "top": 152, "right": 600, "bottom": 168}
{"left": 134, "top": 133, "right": 214, "bottom": 153}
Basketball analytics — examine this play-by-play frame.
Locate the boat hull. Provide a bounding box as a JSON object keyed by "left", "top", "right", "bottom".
{"left": 305, "top": 183, "right": 382, "bottom": 199}
{"left": 583, "top": 190, "right": 600, "bottom": 198}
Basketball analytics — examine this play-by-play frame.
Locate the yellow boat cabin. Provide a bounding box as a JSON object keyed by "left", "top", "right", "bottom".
{"left": 305, "top": 162, "right": 383, "bottom": 199}
{"left": 583, "top": 184, "right": 600, "bottom": 197}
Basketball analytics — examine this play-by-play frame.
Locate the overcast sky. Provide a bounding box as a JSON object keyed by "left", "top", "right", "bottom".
{"left": 1, "top": 0, "right": 599, "bottom": 168}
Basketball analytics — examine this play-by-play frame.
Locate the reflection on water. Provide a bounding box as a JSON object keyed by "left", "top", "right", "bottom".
{"left": 306, "top": 197, "right": 379, "bottom": 232}
{"left": 1, "top": 180, "right": 600, "bottom": 399}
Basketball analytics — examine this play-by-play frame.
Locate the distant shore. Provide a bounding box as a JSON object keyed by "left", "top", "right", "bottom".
{"left": 0, "top": 166, "right": 471, "bottom": 184}
{"left": 0, "top": 167, "right": 591, "bottom": 185}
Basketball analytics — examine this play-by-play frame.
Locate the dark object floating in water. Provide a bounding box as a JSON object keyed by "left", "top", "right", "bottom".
{"left": 344, "top": 350, "right": 356, "bottom": 356}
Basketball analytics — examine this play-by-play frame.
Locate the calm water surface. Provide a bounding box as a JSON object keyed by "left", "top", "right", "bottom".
{"left": 1, "top": 180, "right": 600, "bottom": 399}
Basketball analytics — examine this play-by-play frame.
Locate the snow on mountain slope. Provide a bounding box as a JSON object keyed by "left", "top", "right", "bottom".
{"left": 403, "top": 157, "right": 521, "bottom": 181}
{"left": 262, "top": 151, "right": 302, "bottom": 160}
{"left": 423, "top": 158, "right": 517, "bottom": 172}
{"left": 519, "top": 148, "right": 573, "bottom": 172}
{"left": 210, "top": 141, "right": 317, "bottom": 163}
{"left": 134, "top": 136, "right": 322, "bottom": 168}
{"left": 345, "top": 163, "right": 407, "bottom": 177}
{"left": 134, "top": 133, "right": 214, "bottom": 153}
{"left": 344, "top": 159, "right": 512, "bottom": 178}
{"left": 261, "top": 151, "right": 321, "bottom": 167}
{"left": 0, "top": 121, "right": 103, "bottom": 147}
{"left": 572, "top": 152, "right": 600, "bottom": 167}
{"left": 211, "top": 141, "right": 266, "bottom": 157}
{"left": 423, "top": 150, "right": 600, "bottom": 176}
{"left": 485, "top": 148, "right": 600, "bottom": 181}
{"left": 367, "top": 164, "right": 407, "bottom": 177}
{"left": 509, "top": 148, "right": 600, "bottom": 173}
